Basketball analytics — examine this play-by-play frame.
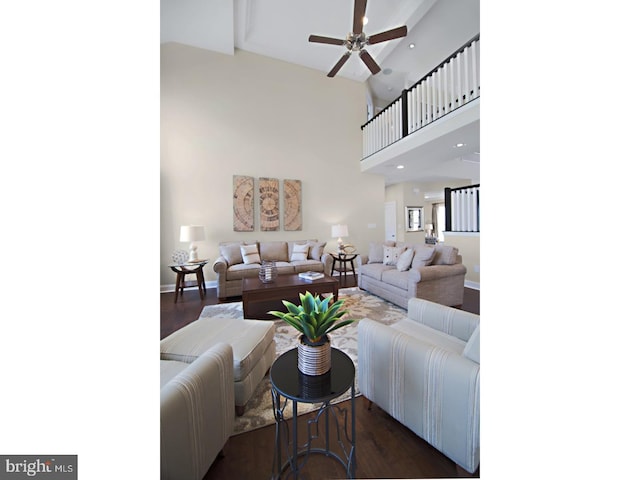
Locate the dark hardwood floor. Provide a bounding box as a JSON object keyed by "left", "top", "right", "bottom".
{"left": 160, "top": 276, "right": 480, "bottom": 478}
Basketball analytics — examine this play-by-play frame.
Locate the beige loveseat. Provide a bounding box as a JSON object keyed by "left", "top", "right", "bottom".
{"left": 358, "top": 298, "right": 480, "bottom": 474}
{"left": 213, "top": 240, "right": 332, "bottom": 299}
{"left": 358, "top": 242, "right": 467, "bottom": 309}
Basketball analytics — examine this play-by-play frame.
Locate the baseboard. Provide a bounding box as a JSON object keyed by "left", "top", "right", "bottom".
{"left": 161, "top": 280, "right": 218, "bottom": 294}
{"left": 464, "top": 280, "right": 480, "bottom": 290}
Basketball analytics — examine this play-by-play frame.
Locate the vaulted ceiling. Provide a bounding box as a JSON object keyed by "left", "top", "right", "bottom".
{"left": 161, "top": 0, "right": 480, "bottom": 188}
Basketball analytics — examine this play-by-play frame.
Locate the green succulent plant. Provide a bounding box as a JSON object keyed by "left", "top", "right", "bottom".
{"left": 268, "top": 291, "right": 354, "bottom": 344}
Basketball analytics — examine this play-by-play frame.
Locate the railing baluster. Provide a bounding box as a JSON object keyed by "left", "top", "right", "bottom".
{"left": 426, "top": 76, "right": 432, "bottom": 124}
{"left": 471, "top": 40, "right": 478, "bottom": 99}
{"left": 456, "top": 53, "right": 462, "bottom": 108}
{"left": 443, "top": 62, "right": 448, "bottom": 114}
{"left": 463, "top": 46, "right": 469, "bottom": 104}
{"left": 409, "top": 90, "right": 415, "bottom": 134}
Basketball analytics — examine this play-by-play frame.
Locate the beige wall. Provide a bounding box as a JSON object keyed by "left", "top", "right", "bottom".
{"left": 444, "top": 234, "right": 480, "bottom": 285}
{"left": 161, "top": 43, "right": 386, "bottom": 286}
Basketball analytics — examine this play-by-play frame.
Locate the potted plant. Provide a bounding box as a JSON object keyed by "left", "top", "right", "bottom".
{"left": 269, "top": 291, "right": 354, "bottom": 375}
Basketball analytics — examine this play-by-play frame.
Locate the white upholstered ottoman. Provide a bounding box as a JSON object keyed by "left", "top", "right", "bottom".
{"left": 161, "top": 317, "right": 276, "bottom": 416}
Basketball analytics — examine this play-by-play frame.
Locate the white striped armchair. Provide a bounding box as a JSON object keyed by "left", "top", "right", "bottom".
{"left": 357, "top": 298, "right": 480, "bottom": 474}
{"left": 160, "top": 343, "right": 235, "bottom": 480}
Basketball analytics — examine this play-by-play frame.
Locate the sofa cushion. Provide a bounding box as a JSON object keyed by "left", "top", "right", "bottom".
{"left": 462, "top": 325, "right": 480, "bottom": 363}
{"left": 291, "top": 260, "right": 324, "bottom": 273}
{"left": 227, "top": 263, "right": 260, "bottom": 280}
{"left": 412, "top": 245, "right": 437, "bottom": 268}
{"left": 308, "top": 241, "right": 326, "bottom": 261}
{"left": 273, "top": 262, "right": 296, "bottom": 275}
{"left": 391, "top": 320, "right": 466, "bottom": 355}
{"left": 290, "top": 243, "right": 309, "bottom": 261}
{"left": 383, "top": 246, "right": 405, "bottom": 266}
{"left": 360, "top": 263, "right": 395, "bottom": 281}
{"left": 396, "top": 248, "right": 415, "bottom": 271}
{"left": 160, "top": 317, "right": 275, "bottom": 382}
{"left": 433, "top": 244, "right": 459, "bottom": 265}
{"left": 241, "top": 244, "right": 261, "bottom": 264}
{"left": 260, "top": 241, "right": 289, "bottom": 262}
{"left": 220, "top": 242, "right": 244, "bottom": 266}
{"left": 380, "top": 269, "right": 410, "bottom": 290}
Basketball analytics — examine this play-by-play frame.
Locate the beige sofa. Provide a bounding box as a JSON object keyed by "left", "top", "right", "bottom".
{"left": 358, "top": 242, "right": 467, "bottom": 309}
{"left": 160, "top": 343, "right": 234, "bottom": 480}
{"left": 358, "top": 298, "right": 480, "bottom": 474}
{"left": 213, "top": 239, "right": 332, "bottom": 299}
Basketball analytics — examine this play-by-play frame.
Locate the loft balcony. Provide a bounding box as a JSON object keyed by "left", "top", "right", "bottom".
{"left": 360, "top": 35, "right": 480, "bottom": 183}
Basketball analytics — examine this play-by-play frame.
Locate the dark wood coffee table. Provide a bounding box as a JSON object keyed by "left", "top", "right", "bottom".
{"left": 242, "top": 274, "right": 339, "bottom": 320}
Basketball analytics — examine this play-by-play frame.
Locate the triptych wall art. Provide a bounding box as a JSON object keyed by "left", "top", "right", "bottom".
{"left": 233, "top": 175, "right": 302, "bottom": 232}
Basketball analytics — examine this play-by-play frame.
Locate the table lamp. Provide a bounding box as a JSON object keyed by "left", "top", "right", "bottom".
{"left": 180, "top": 225, "right": 205, "bottom": 262}
{"left": 331, "top": 224, "right": 349, "bottom": 253}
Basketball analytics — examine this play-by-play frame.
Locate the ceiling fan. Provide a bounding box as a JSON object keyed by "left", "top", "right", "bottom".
{"left": 308, "top": 0, "right": 408, "bottom": 77}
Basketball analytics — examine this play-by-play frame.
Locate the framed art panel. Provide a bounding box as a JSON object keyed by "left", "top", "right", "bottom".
{"left": 259, "top": 177, "right": 279, "bottom": 231}
{"left": 283, "top": 179, "right": 302, "bottom": 231}
{"left": 233, "top": 175, "right": 254, "bottom": 232}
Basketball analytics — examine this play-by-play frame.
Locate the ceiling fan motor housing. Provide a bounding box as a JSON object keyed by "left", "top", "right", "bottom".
{"left": 346, "top": 32, "right": 367, "bottom": 52}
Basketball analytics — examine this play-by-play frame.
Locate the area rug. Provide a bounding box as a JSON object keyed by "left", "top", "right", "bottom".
{"left": 197, "top": 287, "right": 407, "bottom": 435}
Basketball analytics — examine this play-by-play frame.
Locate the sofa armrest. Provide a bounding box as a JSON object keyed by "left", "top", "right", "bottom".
{"left": 357, "top": 319, "right": 480, "bottom": 473}
{"left": 409, "top": 263, "right": 467, "bottom": 282}
{"left": 407, "top": 297, "right": 479, "bottom": 342}
{"left": 320, "top": 253, "right": 333, "bottom": 275}
{"left": 161, "top": 343, "right": 235, "bottom": 480}
{"left": 213, "top": 256, "right": 229, "bottom": 275}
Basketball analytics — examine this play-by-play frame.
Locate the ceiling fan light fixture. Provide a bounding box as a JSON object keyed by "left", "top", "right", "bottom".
{"left": 308, "top": 0, "right": 407, "bottom": 77}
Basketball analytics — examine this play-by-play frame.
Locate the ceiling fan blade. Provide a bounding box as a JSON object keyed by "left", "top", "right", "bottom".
{"left": 359, "top": 49, "right": 381, "bottom": 75}
{"left": 352, "top": 0, "right": 368, "bottom": 35}
{"left": 328, "top": 52, "right": 351, "bottom": 77}
{"left": 367, "top": 25, "right": 408, "bottom": 45}
{"left": 308, "top": 34, "right": 345, "bottom": 46}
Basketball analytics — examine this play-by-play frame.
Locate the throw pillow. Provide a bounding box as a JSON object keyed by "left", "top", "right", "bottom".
{"left": 308, "top": 241, "right": 326, "bottom": 261}
{"left": 382, "top": 246, "right": 405, "bottom": 266}
{"left": 368, "top": 242, "right": 384, "bottom": 263}
{"left": 219, "top": 243, "right": 243, "bottom": 265}
{"left": 290, "top": 243, "right": 309, "bottom": 261}
{"left": 432, "top": 244, "right": 459, "bottom": 265}
{"left": 462, "top": 325, "right": 480, "bottom": 364}
{"left": 368, "top": 241, "right": 396, "bottom": 264}
{"left": 396, "top": 248, "right": 415, "bottom": 271}
{"left": 240, "top": 244, "right": 261, "bottom": 264}
{"left": 411, "top": 245, "right": 437, "bottom": 268}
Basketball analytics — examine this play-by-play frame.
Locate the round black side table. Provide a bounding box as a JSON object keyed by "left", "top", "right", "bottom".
{"left": 270, "top": 347, "right": 356, "bottom": 479}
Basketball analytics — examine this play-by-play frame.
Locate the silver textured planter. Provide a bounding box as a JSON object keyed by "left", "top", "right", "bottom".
{"left": 297, "top": 335, "right": 331, "bottom": 376}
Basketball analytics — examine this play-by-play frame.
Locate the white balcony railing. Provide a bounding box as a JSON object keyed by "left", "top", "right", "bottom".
{"left": 362, "top": 35, "right": 480, "bottom": 159}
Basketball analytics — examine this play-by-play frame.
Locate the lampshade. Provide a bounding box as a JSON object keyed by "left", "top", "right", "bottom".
{"left": 180, "top": 225, "right": 205, "bottom": 262}
{"left": 331, "top": 224, "right": 349, "bottom": 238}
{"left": 180, "top": 225, "right": 205, "bottom": 243}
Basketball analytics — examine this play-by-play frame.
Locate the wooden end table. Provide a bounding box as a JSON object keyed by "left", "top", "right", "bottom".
{"left": 329, "top": 252, "right": 359, "bottom": 285}
{"left": 169, "top": 260, "right": 208, "bottom": 303}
